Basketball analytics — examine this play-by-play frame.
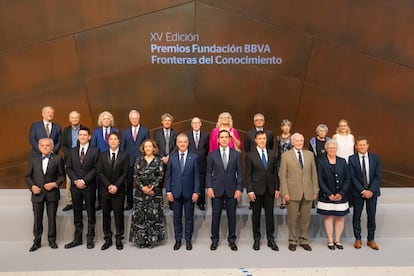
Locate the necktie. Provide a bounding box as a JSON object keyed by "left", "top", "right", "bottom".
{"left": 195, "top": 133, "right": 199, "bottom": 149}
{"left": 45, "top": 123, "right": 50, "bottom": 138}
{"left": 180, "top": 153, "right": 185, "bottom": 173}
{"left": 261, "top": 149, "right": 267, "bottom": 169}
{"left": 362, "top": 155, "right": 368, "bottom": 188}
{"left": 222, "top": 149, "right": 228, "bottom": 170}
{"left": 80, "top": 147, "right": 85, "bottom": 164}
{"left": 133, "top": 127, "right": 137, "bottom": 142}
{"left": 111, "top": 152, "right": 116, "bottom": 169}
{"left": 298, "top": 151, "right": 304, "bottom": 169}
{"left": 165, "top": 130, "right": 170, "bottom": 154}
{"left": 104, "top": 128, "right": 109, "bottom": 144}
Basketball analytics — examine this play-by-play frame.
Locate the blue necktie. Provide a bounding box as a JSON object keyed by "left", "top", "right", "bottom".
{"left": 362, "top": 155, "right": 368, "bottom": 188}
{"left": 261, "top": 149, "right": 267, "bottom": 169}
{"left": 298, "top": 151, "right": 303, "bottom": 169}
{"left": 42, "top": 154, "right": 51, "bottom": 160}
{"left": 180, "top": 153, "right": 185, "bottom": 173}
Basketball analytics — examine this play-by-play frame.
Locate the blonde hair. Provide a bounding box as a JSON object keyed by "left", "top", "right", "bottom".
{"left": 97, "top": 111, "right": 115, "bottom": 127}
{"left": 216, "top": 112, "right": 233, "bottom": 128}
{"left": 336, "top": 119, "right": 351, "bottom": 134}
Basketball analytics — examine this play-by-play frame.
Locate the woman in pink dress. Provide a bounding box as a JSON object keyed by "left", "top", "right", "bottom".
{"left": 209, "top": 112, "right": 242, "bottom": 152}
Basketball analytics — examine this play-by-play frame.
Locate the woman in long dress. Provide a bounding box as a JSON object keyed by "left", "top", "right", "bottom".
{"left": 129, "top": 139, "right": 165, "bottom": 248}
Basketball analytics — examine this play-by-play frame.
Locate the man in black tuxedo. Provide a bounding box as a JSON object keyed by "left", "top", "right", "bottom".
{"left": 29, "top": 106, "right": 62, "bottom": 157}
{"left": 65, "top": 127, "right": 100, "bottom": 249}
{"left": 121, "top": 110, "right": 149, "bottom": 210}
{"left": 246, "top": 131, "right": 280, "bottom": 251}
{"left": 25, "top": 138, "right": 65, "bottom": 252}
{"left": 61, "top": 110, "right": 86, "bottom": 211}
{"left": 206, "top": 130, "right": 243, "bottom": 251}
{"left": 187, "top": 117, "right": 209, "bottom": 210}
{"left": 244, "top": 113, "right": 274, "bottom": 152}
{"left": 97, "top": 132, "right": 129, "bottom": 250}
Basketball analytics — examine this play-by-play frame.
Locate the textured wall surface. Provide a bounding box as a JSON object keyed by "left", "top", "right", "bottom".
{"left": 1, "top": 0, "right": 413, "bottom": 188}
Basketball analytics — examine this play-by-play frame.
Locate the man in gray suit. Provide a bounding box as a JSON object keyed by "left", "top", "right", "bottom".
{"left": 280, "top": 133, "right": 318, "bottom": 251}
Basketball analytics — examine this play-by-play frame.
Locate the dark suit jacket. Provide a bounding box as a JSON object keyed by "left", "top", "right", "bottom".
{"left": 121, "top": 125, "right": 150, "bottom": 166}
{"left": 244, "top": 128, "right": 274, "bottom": 152}
{"left": 25, "top": 153, "right": 65, "bottom": 202}
{"left": 166, "top": 151, "right": 200, "bottom": 200}
{"left": 206, "top": 148, "right": 243, "bottom": 197}
{"left": 97, "top": 150, "right": 129, "bottom": 198}
{"left": 66, "top": 145, "right": 100, "bottom": 189}
{"left": 317, "top": 156, "right": 350, "bottom": 200}
{"left": 349, "top": 153, "right": 382, "bottom": 197}
{"left": 91, "top": 127, "right": 119, "bottom": 152}
{"left": 153, "top": 128, "right": 178, "bottom": 157}
{"left": 61, "top": 124, "right": 86, "bottom": 160}
{"left": 246, "top": 149, "right": 279, "bottom": 196}
{"left": 187, "top": 131, "right": 209, "bottom": 173}
{"left": 29, "top": 121, "right": 62, "bottom": 156}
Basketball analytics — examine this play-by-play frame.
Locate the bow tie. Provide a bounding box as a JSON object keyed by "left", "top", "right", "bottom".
{"left": 42, "top": 154, "right": 52, "bottom": 160}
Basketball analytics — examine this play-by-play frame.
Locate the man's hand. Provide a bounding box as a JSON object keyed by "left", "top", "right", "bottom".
{"left": 248, "top": 192, "right": 256, "bottom": 202}
{"left": 283, "top": 194, "right": 291, "bottom": 203}
{"left": 207, "top": 188, "right": 215, "bottom": 199}
{"left": 192, "top": 193, "right": 199, "bottom": 203}
{"left": 43, "top": 182, "right": 57, "bottom": 191}
{"left": 31, "top": 185, "right": 41, "bottom": 194}
{"left": 234, "top": 190, "right": 242, "bottom": 200}
{"left": 108, "top": 184, "right": 118, "bottom": 194}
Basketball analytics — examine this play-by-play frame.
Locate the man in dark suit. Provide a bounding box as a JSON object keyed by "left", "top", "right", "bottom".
{"left": 280, "top": 133, "right": 319, "bottom": 251}
{"left": 187, "top": 117, "right": 209, "bottom": 210}
{"left": 206, "top": 129, "right": 243, "bottom": 251}
{"left": 121, "top": 110, "right": 149, "bottom": 210}
{"left": 246, "top": 131, "right": 280, "bottom": 251}
{"left": 349, "top": 137, "right": 382, "bottom": 250}
{"left": 97, "top": 132, "right": 129, "bottom": 250}
{"left": 61, "top": 111, "right": 86, "bottom": 211}
{"left": 29, "top": 106, "right": 62, "bottom": 157}
{"left": 244, "top": 113, "right": 274, "bottom": 152}
{"left": 166, "top": 133, "right": 200, "bottom": 251}
{"left": 65, "top": 127, "right": 100, "bottom": 250}
{"left": 25, "top": 138, "right": 65, "bottom": 252}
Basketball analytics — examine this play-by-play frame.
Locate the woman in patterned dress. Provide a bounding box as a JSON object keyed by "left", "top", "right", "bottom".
{"left": 129, "top": 139, "right": 165, "bottom": 248}
{"left": 276, "top": 119, "right": 293, "bottom": 209}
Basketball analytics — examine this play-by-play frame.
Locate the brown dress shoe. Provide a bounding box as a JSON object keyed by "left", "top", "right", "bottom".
{"left": 367, "top": 240, "right": 379, "bottom": 250}
{"left": 354, "top": 240, "right": 362, "bottom": 249}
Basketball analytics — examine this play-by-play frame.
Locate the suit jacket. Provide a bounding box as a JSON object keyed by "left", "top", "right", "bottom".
{"left": 206, "top": 148, "right": 243, "bottom": 197}
{"left": 121, "top": 125, "right": 150, "bottom": 166}
{"left": 166, "top": 151, "right": 200, "bottom": 200}
{"left": 97, "top": 150, "right": 129, "bottom": 197}
{"left": 29, "top": 121, "right": 62, "bottom": 156}
{"left": 91, "top": 127, "right": 119, "bottom": 152}
{"left": 348, "top": 153, "right": 382, "bottom": 197}
{"left": 61, "top": 124, "right": 86, "bottom": 160}
{"left": 153, "top": 128, "right": 178, "bottom": 157}
{"left": 187, "top": 130, "right": 209, "bottom": 173}
{"left": 279, "top": 149, "right": 319, "bottom": 201}
{"left": 317, "top": 156, "right": 350, "bottom": 201}
{"left": 246, "top": 148, "right": 279, "bottom": 196}
{"left": 66, "top": 145, "right": 100, "bottom": 189}
{"left": 25, "top": 153, "right": 65, "bottom": 202}
{"left": 244, "top": 128, "right": 274, "bottom": 152}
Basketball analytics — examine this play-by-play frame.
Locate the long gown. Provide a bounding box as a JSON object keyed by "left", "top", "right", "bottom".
{"left": 129, "top": 156, "right": 165, "bottom": 248}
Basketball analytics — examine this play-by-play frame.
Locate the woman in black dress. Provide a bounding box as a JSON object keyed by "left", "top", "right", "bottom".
{"left": 316, "top": 140, "right": 350, "bottom": 250}
{"left": 129, "top": 139, "right": 165, "bottom": 248}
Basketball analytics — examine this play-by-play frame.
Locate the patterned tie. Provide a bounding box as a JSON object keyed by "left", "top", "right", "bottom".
{"left": 45, "top": 123, "right": 50, "bottom": 138}
{"left": 362, "top": 155, "right": 368, "bottom": 188}
{"left": 104, "top": 128, "right": 109, "bottom": 144}
{"left": 298, "top": 151, "right": 304, "bottom": 169}
{"left": 195, "top": 133, "right": 199, "bottom": 149}
{"left": 165, "top": 129, "right": 170, "bottom": 154}
{"left": 222, "top": 149, "right": 228, "bottom": 170}
{"left": 80, "top": 147, "right": 85, "bottom": 164}
{"left": 133, "top": 127, "right": 137, "bottom": 142}
{"left": 180, "top": 153, "right": 185, "bottom": 173}
{"left": 261, "top": 149, "right": 267, "bottom": 169}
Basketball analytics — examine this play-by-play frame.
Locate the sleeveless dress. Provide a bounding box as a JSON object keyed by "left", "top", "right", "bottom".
{"left": 334, "top": 134, "right": 354, "bottom": 162}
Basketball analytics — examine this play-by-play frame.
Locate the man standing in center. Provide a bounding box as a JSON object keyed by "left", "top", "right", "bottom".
{"left": 246, "top": 131, "right": 280, "bottom": 251}
{"left": 166, "top": 133, "right": 200, "bottom": 251}
{"left": 280, "top": 133, "right": 319, "bottom": 251}
{"left": 207, "top": 129, "right": 243, "bottom": 251}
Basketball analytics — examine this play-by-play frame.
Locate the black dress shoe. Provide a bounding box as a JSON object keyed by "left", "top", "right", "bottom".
{"left": 300, "top": 244, "right": 312, "bottom": 251}
{"left": 124, "top": 205, "right": 132, "bottom": 211}
{"left": 62, "top": 204, "right": 73, "bottom": 211}
{"left": 49, "top": 241, "right": 58, "bottom": 249}
{"left": 210, "top": 241, "right": 218, "bottom": 250}
{"left": 288, "top": 244, "right": 296, "bottom": 251}
{"left": 253, "top": 240, "right": 260, "bottom": 250}
{"left": 268, "top": 240, "right": 279, "bottom": 251}
{"left": 229, "top": 242, "right": 238, "bottom": 251}
{"left": 198, "top": 204, "right": 206, "bottom": 211}
{"left": 101, "top": 240, "right": 112, "bottom": 250}
{"left": 95, "top": 204, "right": 102, "bottom": 211}
{"left": 173, "top": 241, "right": 181, "bottom": 251}
{"left": 87, "top": 241, "right": 95, "bottom": 249}
{"left": 29, "top": 243, "right": 41, "bottom": 252}
{"left": 116, "top": 240, "right": 123, "bottom": 250}
{"left": 186, "top": 241, "right": 192, "bottom": 250}
{"left": 64, "top": 240, "right": 82, "bottom": 249}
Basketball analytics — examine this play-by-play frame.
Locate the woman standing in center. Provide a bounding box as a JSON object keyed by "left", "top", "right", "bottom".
{"left": 129, "top": 139, "right": 165, "bottom": 248}
{"left": 209, "top": 112, "right": 242, "bottom": 152}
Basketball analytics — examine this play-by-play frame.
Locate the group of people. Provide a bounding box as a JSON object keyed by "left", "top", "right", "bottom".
{"left": 25, "top": 107, "right": 382, "bottom": 253}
